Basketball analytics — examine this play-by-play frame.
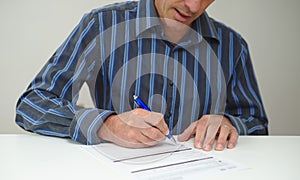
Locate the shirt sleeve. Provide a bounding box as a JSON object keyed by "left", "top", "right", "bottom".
{"left": 15, "top": 11, "right": 115, "bottom": 145}
{"left": 225, "top": 39, "right": 268, "bottom": 135}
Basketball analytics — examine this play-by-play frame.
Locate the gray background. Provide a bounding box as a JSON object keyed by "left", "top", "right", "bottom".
{"left": 0, "top": 0, "right": 299, "bottom": 135}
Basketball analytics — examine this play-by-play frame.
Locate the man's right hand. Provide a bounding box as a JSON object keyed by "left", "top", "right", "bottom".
{"left": 97, "top": 108, "right": 169, "bottom": 148}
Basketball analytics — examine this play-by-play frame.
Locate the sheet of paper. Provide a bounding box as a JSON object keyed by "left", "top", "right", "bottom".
{"left": 81, "top": 140, "right": 247, "bottom": 180}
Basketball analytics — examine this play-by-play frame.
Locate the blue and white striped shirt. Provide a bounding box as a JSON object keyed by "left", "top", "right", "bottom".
{"left": 16, "top": 0, "right": 268, "bottom": 145}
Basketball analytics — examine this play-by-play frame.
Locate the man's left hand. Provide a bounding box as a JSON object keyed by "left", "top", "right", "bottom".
{"left": 177, "top": 115, "right": 238, "bottom": 151}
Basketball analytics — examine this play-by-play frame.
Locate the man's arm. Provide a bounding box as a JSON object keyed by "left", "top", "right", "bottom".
{"left": 178, "top": 38, "right": 268, "bottom": 151}
{"left": 224, "top": 39, "right": 268, "bottom": 135}
{"left": 15, "top": 12, "right": 115, "bottom": 145}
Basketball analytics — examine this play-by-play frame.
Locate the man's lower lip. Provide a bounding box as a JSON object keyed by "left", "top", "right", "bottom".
{"left": 174, "top": 9, "right": 190, "bottom": 22}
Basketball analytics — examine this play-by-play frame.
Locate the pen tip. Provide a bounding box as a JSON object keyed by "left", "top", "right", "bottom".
{"left": 171, "top": 137, "right": 177, "bottom": 145}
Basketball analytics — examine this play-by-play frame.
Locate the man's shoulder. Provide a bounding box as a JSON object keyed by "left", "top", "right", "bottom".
{"left": 91, "top": 1, "right": 138, "bottom": 14}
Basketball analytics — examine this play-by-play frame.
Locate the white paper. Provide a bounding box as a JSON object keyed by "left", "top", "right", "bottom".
{"left": 81, "top": 140, "right": 247, "bottom": 180}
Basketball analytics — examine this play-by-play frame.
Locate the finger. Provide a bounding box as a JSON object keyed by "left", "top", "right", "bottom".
{"left": 125, "top": 139, "right": 151, "bottom": 148}
{"left": 202, "top": 126, "right": 219, "bottom": 150}
{"left": 126, "top": 128, "right": 158, "bottom": 148}
{"left": 142, "top": 126, "right": 166, "bottom": 142}
{"left": 136, "top": 135, "right": 158, "bottom": 147}
{"left": 215, "top": 125, "right": 230, "bottom": 151}
{"left": 227, "top": 128, "right": 239, "bottom": 149}
{"left": 144, "top": 112, "right": 169, "bottom": 136}
{"left": 202, "top": 117, "right": 222, "bottom": 150}
{"left": 194, "top": 121, "right": 207, "bottom": 149}
{"left": 177, "top": 121, "right": 197, "bottom": 142}
{"left": 112, "top": 129, "right": 151, "bottom": 148}
{"left": 203, "top": 136, "right": 215, "bottom": 151}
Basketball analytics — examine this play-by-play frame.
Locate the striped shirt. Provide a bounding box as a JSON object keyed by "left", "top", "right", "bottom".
{"left": 15, "top": 0, "right": 268, "bottom": 145}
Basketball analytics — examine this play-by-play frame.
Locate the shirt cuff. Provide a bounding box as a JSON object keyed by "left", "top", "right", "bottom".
{"left": 222, "top": 113, "right": 248, "bottom": 135}
{"left": 70, "top": 108, "right": 116, "bottom": 145}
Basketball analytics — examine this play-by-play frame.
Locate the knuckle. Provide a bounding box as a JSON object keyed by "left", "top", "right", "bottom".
{"left": 230, "top": 128, "right": 239, "bottom": 136}
{"left": 196, "top": 123, "right": 206, "bottom": 132}
{"left": 133, "top": 108, "right": 146, "bottom": 115}
{"left": 153, "top": 113, "right": 165, "bottom": 123}
{"left": 201, "top": 115, "right": 210, "bottom": 121}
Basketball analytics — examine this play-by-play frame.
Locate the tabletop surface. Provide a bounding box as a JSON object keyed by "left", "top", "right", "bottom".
{"left": 1, "top": 134, "right": 299, "bottom": 180}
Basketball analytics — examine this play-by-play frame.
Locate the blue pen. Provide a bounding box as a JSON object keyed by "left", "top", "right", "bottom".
{"left": 133, "top": 95, "right": 177, "bottom": 144}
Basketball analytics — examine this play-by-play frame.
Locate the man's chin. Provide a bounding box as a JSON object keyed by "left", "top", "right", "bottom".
{"left": 162, "top": 18, "right": 191, "bottom": 30}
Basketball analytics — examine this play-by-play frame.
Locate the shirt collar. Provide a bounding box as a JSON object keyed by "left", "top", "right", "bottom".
{"left": 192, "top": 12, "right": 219, "bottom": 42}
{"left": 136, "top": 0, "right": 219, "bottom": 43}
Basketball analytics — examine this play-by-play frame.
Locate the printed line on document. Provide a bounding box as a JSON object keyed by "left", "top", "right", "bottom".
{"left": 131, "top": 157, "right": 213, "bottom": 173}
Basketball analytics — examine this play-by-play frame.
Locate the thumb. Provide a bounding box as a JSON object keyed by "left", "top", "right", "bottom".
{"left": 177, "top": 122, "right": 196, "bottom": 142}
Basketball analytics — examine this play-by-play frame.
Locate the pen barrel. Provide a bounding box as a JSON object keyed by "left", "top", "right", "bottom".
{"left": 135, "top": 97, "right": 151, "bottom": 111}
{"left": 139, "top": 104, "right": 151, "bottom": 111}
{"left": 166, "top": 134, "right": 172, "bottom": 139}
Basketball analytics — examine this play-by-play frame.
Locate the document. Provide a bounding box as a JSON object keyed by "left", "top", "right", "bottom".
{"left": 81, "top": 140, "right": 247, "bottom": 180}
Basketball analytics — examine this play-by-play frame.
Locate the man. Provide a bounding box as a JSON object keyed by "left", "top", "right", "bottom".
{"left": 15, "top": 0, "right": 268, "bottom": 151}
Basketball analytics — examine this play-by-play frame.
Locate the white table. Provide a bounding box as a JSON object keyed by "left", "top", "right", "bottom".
{"left": 1, "top": 134, "right": 299, "bottom": 180}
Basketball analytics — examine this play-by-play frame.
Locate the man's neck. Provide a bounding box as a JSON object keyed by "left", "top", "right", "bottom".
{"left": 161, "top": 19, "right": 191, "bottom": 44}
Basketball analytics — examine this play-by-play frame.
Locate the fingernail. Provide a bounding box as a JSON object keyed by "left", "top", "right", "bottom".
{"left": 195, "top": 143, "right": 201, "bottom": 149}
{"left": 216, "top": 144, "right": 223, "bottom": 150}
{"left": 204, "top": 144, "right": 210, "bottom": 150}
{"left": 177, "top": 135, "right": 183, "bottom": 141}
{"left": 228, "top": 143, "right": 234, "bottom": 149}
